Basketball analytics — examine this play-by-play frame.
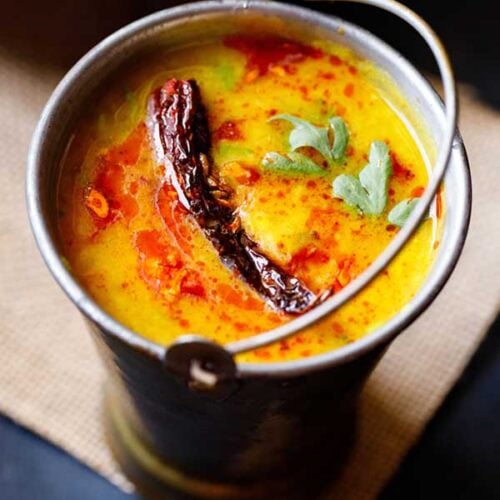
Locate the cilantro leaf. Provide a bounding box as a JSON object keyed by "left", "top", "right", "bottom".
{"left": 215, "top": 60, "right": 237, "bottom": 91}
{"left": 360, "top": 141, "right": 393, "bottom": 213}
{"left": 270, "top": 114, "right": 333, "bottom": 163}
{"left": 332, "top": 141, "right": 392, "bottom": 215}
{"left": 388, "top": 198, "right": 419, "bottom": 226}
{"left": 262, "top": 151, "right": 327, "bottom": 175}
{"left": 264, "top": 114, "right": 349, "bottom": 176}
{"left": 329, "top": 116, "right": 349, "bottom": 161}
{"left": 332, "top": 174, "right": 373, "bottom": 213}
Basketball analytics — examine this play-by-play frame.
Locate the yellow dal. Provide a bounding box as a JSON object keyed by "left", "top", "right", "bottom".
{"left": 57, "top": 37, "right": 441, "bottom": 363}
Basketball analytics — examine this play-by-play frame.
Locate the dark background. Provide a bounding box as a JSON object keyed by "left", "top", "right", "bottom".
{"left": 308, "top": 0, "right": 500, "bottom": 108}
{"left": 1, "top": 1, "right": 499, "bottom": 499}
{"left": 2, "top": 0, "right": 499, "bottom": 107}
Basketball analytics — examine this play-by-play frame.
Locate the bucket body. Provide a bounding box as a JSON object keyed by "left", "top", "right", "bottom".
{"left": 93, "top": 320, "right": 385, "bottom": 498}
{"left": 27, "top": 1, "right": 471, "bottom": 498}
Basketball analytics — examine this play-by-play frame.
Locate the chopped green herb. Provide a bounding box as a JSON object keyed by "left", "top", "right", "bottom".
{"left": 216, "top": 142, "right": 254, "bottom": 160}
{"left": 332, "top": 140, "right": 392, "bottom": 215}
{"left": 215, "top": 61, "right": 237, "bottom": 91}
{"left": 270, "top": 114, "right": 333, "bottom": 163}
{"left": 269, "top": 113, "right": 349, "bottom": 166}
{"left": 388, "top": 198, "right": 419, "bottom": 227}
{"left": 329, "top": 116, "right": 349, "bottom": 161}
{"left": 262, "top": 151, "right": 327, "bottom": 175}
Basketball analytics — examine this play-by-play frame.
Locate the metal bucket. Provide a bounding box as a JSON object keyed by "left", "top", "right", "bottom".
{"left": 26, "top": 1, "right": 471, "bottom": 498}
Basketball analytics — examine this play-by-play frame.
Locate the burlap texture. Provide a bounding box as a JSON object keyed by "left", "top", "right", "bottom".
{"left": 0, "top": 41, "right": 499, "bottom": 497}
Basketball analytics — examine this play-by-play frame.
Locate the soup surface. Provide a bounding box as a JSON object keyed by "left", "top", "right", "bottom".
{"left": 57, "top": 35, "right": 442, "bottom": 363}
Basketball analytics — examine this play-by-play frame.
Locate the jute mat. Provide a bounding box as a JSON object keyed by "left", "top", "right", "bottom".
{"left": 1, "top": 41, "right": 499, "bottom": 498}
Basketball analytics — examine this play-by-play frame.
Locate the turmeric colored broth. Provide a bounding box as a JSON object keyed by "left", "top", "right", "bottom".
{"left": 57, "top": 35, "right": 442, "bottom": 363}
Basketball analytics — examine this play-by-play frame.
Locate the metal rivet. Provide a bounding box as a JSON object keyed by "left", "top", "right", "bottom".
{"left": 163, "top": 335, "right": 237, "bottom": 390}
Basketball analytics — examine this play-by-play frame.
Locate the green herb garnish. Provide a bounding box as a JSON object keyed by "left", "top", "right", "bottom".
{"left": 329, "top": 116, "right": 349, "bottom": 161}
{"left": 332, "top": 140, "right": 392, "bottom": 215}
{"left": 269, "top": 114, "right": 348, "bottom": 164}
{"left": 217, "top": 143, "right": 254, "bottom": 160}
{"left": 388, "top": 198, "right": 419, "bottom": 227}
{"left": 262, "top": 151, "right": 327, "bottom": 175}
{"left": 215, "top": 61, "right": 237, "bottom": 91}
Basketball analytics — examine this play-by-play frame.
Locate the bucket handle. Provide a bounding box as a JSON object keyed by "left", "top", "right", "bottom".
{"left": 164, "top": 0, "right": 457, "bottom": 388}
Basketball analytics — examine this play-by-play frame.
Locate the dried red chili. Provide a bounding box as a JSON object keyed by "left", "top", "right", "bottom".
{"left": 148, "top": 78, "right": 317, "bottom": 314}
